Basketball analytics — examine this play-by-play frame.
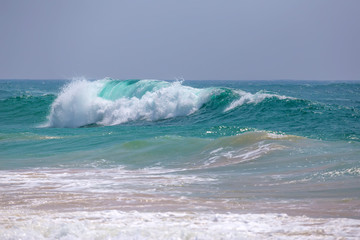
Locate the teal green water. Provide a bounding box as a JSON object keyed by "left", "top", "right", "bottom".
{"left": 1, "top": 79, "right": 360, "bottom": 206}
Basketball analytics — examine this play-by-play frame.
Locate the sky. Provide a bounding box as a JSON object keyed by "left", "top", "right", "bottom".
{"left": 0, "top": 0, "right": 359, "bottom": 80}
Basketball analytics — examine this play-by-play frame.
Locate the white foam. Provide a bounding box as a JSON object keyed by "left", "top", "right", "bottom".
{"left": 0, "top": 168, "right": 214, "bottom": 194}
{"left": 1, "top": 210, "right": 359, "bottom": 240}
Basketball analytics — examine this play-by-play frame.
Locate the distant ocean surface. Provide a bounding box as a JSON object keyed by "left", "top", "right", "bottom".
{"left": 1, "top": 79, "right": 360, "bottom": 239}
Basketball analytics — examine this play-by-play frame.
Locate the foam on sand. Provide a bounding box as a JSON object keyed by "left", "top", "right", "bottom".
{"left": 1, "top": 210, "right": 359, "bottom": 240}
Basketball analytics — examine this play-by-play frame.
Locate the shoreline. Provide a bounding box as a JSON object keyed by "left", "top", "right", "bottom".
{"left": 1, "top": 168, "right": 359, "bottom": 220}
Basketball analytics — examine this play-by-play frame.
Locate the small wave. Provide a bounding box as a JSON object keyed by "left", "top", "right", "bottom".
{"left": 197, "top": 131, "right": 301, "bottom": 169}
{"left": 224, "top": 90, "right": 293, "bottom": 112}
{"left": 0, "top": 93, "right": 55, "bottom": 101}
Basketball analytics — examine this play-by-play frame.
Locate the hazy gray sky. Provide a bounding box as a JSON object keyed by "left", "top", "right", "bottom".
{"left": 1, "top": 0, "right": 359, "bottom": 80}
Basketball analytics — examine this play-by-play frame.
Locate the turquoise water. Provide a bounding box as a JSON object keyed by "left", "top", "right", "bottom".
{"left": 1, "top": 79, "right": 360, "bottom": 239}
{"left": 1, "top": 79, "right": 359, "bottom": 167}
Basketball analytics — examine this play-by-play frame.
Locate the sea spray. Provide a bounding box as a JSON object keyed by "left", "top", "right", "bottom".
{"left": 46, "top": 79, "right": 106, "bottom": 128}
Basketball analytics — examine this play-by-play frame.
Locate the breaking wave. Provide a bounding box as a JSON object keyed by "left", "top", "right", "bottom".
{"left": 45, "top": 78, "right": 291, "bottom": 128}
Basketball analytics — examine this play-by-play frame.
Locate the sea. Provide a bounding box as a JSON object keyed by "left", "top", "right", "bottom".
{"left": 1, "top": 78, "right": 360, "bottom": 239}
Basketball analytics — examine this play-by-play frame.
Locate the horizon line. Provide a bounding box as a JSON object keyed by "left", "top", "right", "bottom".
{"left": 0, "top": 78, "right": 360, "bottom": 82}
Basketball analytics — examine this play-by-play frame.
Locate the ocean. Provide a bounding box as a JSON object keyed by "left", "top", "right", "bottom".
{"left": 1, "top": 78, "right": 360, "bottom": 239}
